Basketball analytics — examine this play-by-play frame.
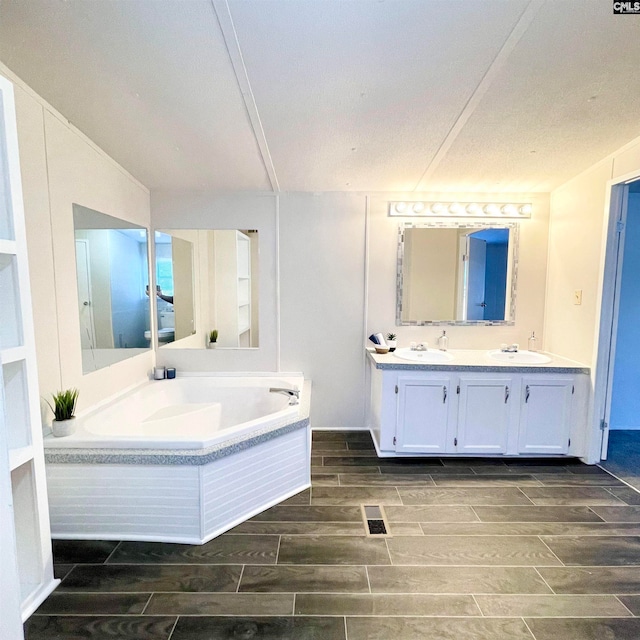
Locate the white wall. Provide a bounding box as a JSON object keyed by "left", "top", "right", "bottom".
{"left": 544, "top": 161, "right": 613, "bottom": 365}
{"left": 5, "top": 64, "right": 154, "bottom": 417}
{"left": 279, "top": 193, "right": 367, "bottom": 431}
{"left": 545, "top": 135, "right": 640, "bottom": 367}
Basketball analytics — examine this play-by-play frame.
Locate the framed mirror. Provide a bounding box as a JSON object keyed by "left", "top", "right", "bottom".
{"left": 154, "top": 229, "right": 259, "bottom": 349}
{"left": 73, "top": 204, "right": 151, "bottom": 373}
{"left": 397, "top": 222, "right": 518, "bottom": 325}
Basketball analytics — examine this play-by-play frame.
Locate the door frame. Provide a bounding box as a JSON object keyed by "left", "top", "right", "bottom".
{"left": 74, "top": 238, "right": 97, "bottom": 349}
{"left": 591, "top": 170, "right": 640, "bottom": 462}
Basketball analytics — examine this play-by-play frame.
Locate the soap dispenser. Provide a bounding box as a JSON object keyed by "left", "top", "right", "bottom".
{"left": 528, "top": 331, "right": 538, "bottom": 352}
{"left": 437, "top": 330, "right": 448, "bottom": 351}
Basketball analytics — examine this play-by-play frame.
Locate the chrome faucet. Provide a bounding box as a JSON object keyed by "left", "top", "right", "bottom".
{"left": 500, "top": 343, "right": 519, "bottom": 353}
{"left": 269, "top": 387, "right": 300, "bottom": 405}
{"left": 410, "top": 342, "right": 428, "bottom": 351}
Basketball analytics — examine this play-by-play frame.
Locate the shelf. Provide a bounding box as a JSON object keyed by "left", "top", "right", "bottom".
{"left": 0, "top": 238, "right": 17, "bottom": 254}
{"left": 0, "top": 345, "right": 26, "bottom": 364}
{"left": 0, "top": 253, "right": 23, "bottom": 349}
{"left": 3, "top": 358, "right": 31, "bottom": 451}
{"left": 9, "top": 446, "right": 34, "bottom": 471}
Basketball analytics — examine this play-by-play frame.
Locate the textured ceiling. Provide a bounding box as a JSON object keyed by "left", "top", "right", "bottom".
{"left": 0, "top": 0, "right": 639, "bottom": 193}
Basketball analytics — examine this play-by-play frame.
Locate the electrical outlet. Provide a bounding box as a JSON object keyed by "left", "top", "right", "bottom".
{"left": 574, "top": 289, "right": 583, "bottom": 305}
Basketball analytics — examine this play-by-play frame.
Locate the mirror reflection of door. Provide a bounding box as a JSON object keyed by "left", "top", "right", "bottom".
{"left": 464, "top": 229, "right": 509, "bottom": 321}
{"left": 466, "top": 235, "right": 487, "bottom": 320}
{"left": 75, "top": 238, "right": 96, "bottom": 349}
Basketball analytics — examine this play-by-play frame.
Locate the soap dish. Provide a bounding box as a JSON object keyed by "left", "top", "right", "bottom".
{"left": 374, "top": 346, "right": 390, "bottom": 354}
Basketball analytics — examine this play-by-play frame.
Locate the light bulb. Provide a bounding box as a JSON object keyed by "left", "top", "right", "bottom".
{"left": 395, "top": 202, "right": 407, "bottom": 213}
{"left": 501, "top": 204, "right": 517, "bottom": 216}
{"left": 411, "top": 202, "right": 425, "bottom": 214}
{"left": 431, "top": 203, "right": 445, "bottom": 213}
{"left": 448, "top": 203, "right": 463, "bottom": 215}
{"left": 483, "top": 204, "right": 499, "bottom": 215}
{"left": 466, "top": 203, "right": 481, "bottom": 215}
{"left": 519, "top": 204, "right": 532, "bottom": 215}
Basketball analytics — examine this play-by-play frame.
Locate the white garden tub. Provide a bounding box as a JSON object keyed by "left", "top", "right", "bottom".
{"left": 44, "top": 375, "right": 303, "bottom": 449}
{"left": 44, "top": 374, "right": 311, "bottom": 544}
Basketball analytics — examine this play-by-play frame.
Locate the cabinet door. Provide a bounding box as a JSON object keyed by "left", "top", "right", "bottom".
{"left": 518, "top": 377, "right": 573, "bottom": 454}
{"left": 457, "top": 377, "right": 512, "bottom": 454}
{"left": 396, "top": 376, "right": 454, "bottom": 453}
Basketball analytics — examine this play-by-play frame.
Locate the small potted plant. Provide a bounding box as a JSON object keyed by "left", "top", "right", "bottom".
{"left": 208, "top": 329, "right": 218, "bottom": 349}
{"left": 386, "top": 333, "right": 398, "bottom": 352}
{"left": 46, "top": 388, "right": 79, "bottom": 437}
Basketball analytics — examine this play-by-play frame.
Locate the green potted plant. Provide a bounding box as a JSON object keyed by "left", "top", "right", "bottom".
{"left": 46, "top": 388, "right": 79, "bottom": 437}
{"left": 208, "top": 329, "right": 218, "bottom": 349}
{"left": 386, "top": 332, "right": 398, "bottom": 352}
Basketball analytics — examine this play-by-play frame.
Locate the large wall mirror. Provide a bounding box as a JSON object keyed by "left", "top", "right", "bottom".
{"left": 154, "top": 229, "right": 259, "bottom": 349}
{"left": 397, "top": 222, "right": 518, "bottom": 325}
{"left": 73, "top": 204, "right": 151, "bottom": 373}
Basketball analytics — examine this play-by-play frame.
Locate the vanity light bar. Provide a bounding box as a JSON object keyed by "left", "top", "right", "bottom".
{"left": 389, "top": 202, "right": 532, "bottom": 218}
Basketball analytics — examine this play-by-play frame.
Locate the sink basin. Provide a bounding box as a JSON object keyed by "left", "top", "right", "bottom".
{"left": 487, "top": 350, "right": 552, "bottom": 364}
{"left": 393, "top": 348, "right": 454, "bottom": 363}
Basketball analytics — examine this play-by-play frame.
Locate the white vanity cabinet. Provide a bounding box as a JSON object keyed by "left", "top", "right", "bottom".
{"left": 369, "top": 353, "right": 589, "bottom": 459}
{"left": 456, "top": 376, "right": 516, "bottom": 454}
{"left": 518, "top": 377, "right": 575, "bottom": 454}
{"left": 395, "top": 375, "right": 456, "bottom": 453}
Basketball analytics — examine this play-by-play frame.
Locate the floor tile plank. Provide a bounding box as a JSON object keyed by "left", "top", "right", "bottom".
{"left": 59, "top": 564, "right": 242, "bottom": 593}
{"left": 25, "top": 616, "right": 176, "bottom": 640}
{"left": 277, "top": 535, "right": 391, "bottom": 565}
{"left": 525, "top": 617, "right": 640, "bottom": 640}
{"left": 475, "top": 594, "right": 632, "bottom": 617}
{"left": 239, "top": 565, "right": 370, "bottom": 593}
{"left": 171, "top": 616, "right": 346, "bottom": 640}
{"left": 367, "top": 565, "right": 553, "bottom": 594}
{"left": 387, "top": 535, "right": 562, "bottom": 566}
{"left": 346, "top": 616, "right": 533, "bottom": 640}
{"left": 295, "top": 593, "right": 480, "bottom": 616}
{"left": 107, "top": 535, "right": 279, "bottom": 565}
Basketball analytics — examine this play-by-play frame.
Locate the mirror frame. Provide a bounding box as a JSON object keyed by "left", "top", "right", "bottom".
{"left": 396, "top": 221, "right": 519, "bottom": 326}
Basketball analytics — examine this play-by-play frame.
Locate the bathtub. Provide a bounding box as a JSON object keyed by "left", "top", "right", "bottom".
{"left": 44, "top": 374, "right": 311, "bottom": 543}
{"left": 44, "top": 375, "right": 303, "bottom": 450}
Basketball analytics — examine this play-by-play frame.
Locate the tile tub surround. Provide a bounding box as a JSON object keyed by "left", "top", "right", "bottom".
{"left": 30, "top": 431, "right": 640, "bottom": 640}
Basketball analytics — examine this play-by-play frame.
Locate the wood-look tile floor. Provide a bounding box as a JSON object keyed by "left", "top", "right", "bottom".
{"left": 27, "top": 431, "right": 640, "bottom": 639}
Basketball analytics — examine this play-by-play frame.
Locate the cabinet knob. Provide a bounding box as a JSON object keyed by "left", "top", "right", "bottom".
{"left": 505, "top": 386, "right": 510, "bottom": 403}
{"left": 443, "top": 386, "right": 447, "bottom": 403}
{"left": 525, "top": 385, "right": 530, "bottom": 403}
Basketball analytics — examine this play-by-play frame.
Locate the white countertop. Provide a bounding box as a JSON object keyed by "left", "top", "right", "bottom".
{"left": 367, "top": 348, "right": 589, "bottom": 374}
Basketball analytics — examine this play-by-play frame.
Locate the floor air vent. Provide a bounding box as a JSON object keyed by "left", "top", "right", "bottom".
{"left": 361, "top": 505, "right": 391, "bottom": 537}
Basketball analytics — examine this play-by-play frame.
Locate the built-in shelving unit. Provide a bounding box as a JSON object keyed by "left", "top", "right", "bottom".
{"left": 0, "top": 75, "right": 58, "bottom": 640}
{"left": 214, "top": 230, "right": 253, "bottom": 347}
{"left": 236, "top": 231, "right": 251, "bottom": 346}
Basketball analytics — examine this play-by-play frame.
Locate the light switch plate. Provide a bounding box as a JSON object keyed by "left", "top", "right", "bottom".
{"left": 574, "top": 289, "right": 583, "bottom": 305}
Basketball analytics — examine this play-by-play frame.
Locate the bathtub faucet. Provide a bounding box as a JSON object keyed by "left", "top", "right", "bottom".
{"left": 269, "top": 387, "right": 300, "bottom": 405}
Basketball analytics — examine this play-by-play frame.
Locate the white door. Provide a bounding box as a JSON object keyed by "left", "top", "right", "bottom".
{"left": 519, "top": 377, "right": 574, "bottom": 454}
{"left": 457, "top": 377, "right": 512, "bottom": 454}
{"left": 75, "top": 239, "right": 96, "bottom": 349}
{"left": 395, "top": 376, "right": 455, "bottom": 453}
{"left": 466, "top": 235, "right": 486, "bottom": 320}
